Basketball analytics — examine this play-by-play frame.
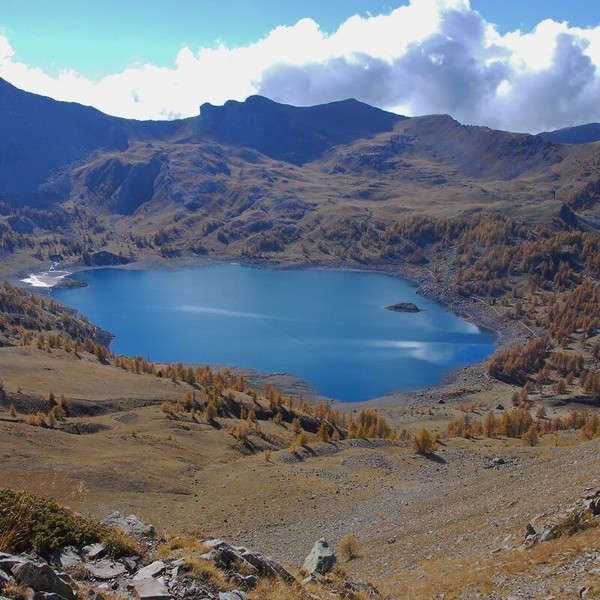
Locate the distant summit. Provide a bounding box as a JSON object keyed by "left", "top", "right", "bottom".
{"left": 195, "top": 96, "right": 404, "bottom": 164}
{"left": 538, "top": 123, "right": 600, "bottom": 144}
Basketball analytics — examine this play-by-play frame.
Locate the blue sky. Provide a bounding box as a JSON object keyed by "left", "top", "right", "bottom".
{"left": 1, "top": 1, "right": 598, "bottom": 78}
{"left": 1, "top": 1, "right": 600, "bottom": 131}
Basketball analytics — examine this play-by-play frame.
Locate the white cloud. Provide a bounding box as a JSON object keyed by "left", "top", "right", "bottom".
{"left": 1, "top": 0, "right": 600, "bottom": 132}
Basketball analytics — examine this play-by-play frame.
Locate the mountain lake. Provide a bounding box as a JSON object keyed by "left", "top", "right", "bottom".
{"left": 51, "top": 265, "right": 496, "bottom": 401}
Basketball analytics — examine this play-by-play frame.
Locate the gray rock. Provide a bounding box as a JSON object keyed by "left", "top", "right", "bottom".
{"left": 84, "top": 544, "right": 107, "bottom": 560}
{"left": 133, "top": 561, "right": 165, "bottom": 581}
{"left": 302, "top": 538, "right": 337, "bottom": 575}
{"left": 0, "top": 553, "right": 26, "bottom": 572}
{"left": 586, "top": 497, "right": 600, "bottom": 516}
{"left": 84, "top": 559, "right": 127, "bottom": 580}
{"left": 33, "top": 593, "right": 70, "bottom": 600}
{"left": 11, "top": 561, "right": 75, "bottom": 600}
{"left": 539, "top": 526, "right": 558, "bottom": 542}
{"left": 50, "top": 547, "right": 82, "bottom": 569}
{"left": 218, "top": 592, "right": 247, "bottom": 600}
{"left": 238, "top": 548, "right": 295, "bottom": 584}
{"left": 525, "top": 523, "right": 537, "bottom": 537}
{"left": 229, "top": 572, "right": 259, "bottom": 590}
{"left": 102, "top": 513, "right": 155, "bottom": 539}
{"left": 0, "top": 568, "right": 10, "bottom": 586}
{"left": 120, "top": 556, "right": 139, "bottom": 574}
{"left": 128, "top": 578, "right": 171, "bottom": 600}
{"left": 203, "top": 539, "right": 295, "bottom": 585}
{"left": 346, "top": 579, "right": 381, "bottom": 597}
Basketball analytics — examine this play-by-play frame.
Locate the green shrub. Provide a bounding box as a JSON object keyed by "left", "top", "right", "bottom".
{"left": 0, "top": 489, "right": 141, "bottom": 558}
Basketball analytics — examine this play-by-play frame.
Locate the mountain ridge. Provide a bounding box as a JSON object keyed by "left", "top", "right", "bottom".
{"left": 1, "top": 77, "right": 600, "bottom": 240}
{"left": 539, "top": 122, "right": 600, "bottom": 144}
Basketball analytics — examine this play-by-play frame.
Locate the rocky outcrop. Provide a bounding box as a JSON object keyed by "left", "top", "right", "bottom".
{"left": 86, "top": 250, "right": 130, "bottom": 266}
{"left": 0, "top": 514, "right": 379, "bottom": 600}
{"left": 203, "top": 539, "right": 295, "bottom": 587}
{"left": 524, "top": 489, "right": 600, "bottom": 547}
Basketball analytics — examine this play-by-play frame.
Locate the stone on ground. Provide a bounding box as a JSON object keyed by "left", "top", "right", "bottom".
{"left": 303, "top": 538, "right": 337, "bottom": 575}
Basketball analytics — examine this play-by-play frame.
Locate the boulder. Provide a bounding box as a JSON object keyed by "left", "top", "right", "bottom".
{"left": 203, "top": 540, "right": 295, "bottom": 585}
{"left": 121, "top": 556, "right": 140, "bottom": 574}
{"left": 50, "top": 547, "right": 82, "bottom": 569}
{"left": 133, "top": 561, "right": 165, "bottom": 581}
{"left": 11, "top": 561, "right": 76, "bottom": 600}
{"left": 84, "top": 543, "right": 107, "bottom": 560}
{"left": 303, "top": 538, "right": 337, "bottom": 575}
{"left": 0, "top": 553, "right": 26, "bottom": 572}
{"left": 84, "top": 559, "right": 127, "bottom": 580}
{"left": 128, "top": 577, "right": 170, "bottom": 600}
{"left": 33, "top": 593, "right": 70, "bottom": 600}
{"left": 102, "top": 512, "right": 155, "bottom": 539}
{"left": 238, "top": 548, "right": 295, "bottom": 584}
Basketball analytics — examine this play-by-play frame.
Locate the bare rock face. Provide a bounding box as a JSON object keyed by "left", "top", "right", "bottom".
{"left": 302, "top": 538, "right": 337, "bottom": 575}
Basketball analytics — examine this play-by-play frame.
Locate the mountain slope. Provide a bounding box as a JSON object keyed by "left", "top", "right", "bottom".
{"left": 0, "top": 78, "right": 135, "bottom": 204}
{"left": 539, "top": 122, "right": 600, "bottom": 144}
{"left": 191, "top": 95, "right": 405, "bottom": 164}
{"left": 2, "top": 78, "right": 600, "bottom": 237}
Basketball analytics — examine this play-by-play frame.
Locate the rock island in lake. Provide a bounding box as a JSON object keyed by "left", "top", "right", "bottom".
{"left": 385, "top": 302, "right": 422, "bottom": 313}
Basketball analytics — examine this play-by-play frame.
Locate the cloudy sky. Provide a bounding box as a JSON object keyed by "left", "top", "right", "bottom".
{"left": 1, "top": 0, "right": 599, "bottom": 132}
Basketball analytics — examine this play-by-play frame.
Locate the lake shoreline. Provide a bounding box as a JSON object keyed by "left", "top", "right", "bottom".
{"left": 13, "top": 253, "right": 529, "bottom": 407}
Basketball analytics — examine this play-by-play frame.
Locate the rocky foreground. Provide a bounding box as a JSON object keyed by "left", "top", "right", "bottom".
{"left": 0, "top": 506, "right": 381, "bottom": 600}
{"left": 2, "top": 485, "right": 600, "bottom": 600}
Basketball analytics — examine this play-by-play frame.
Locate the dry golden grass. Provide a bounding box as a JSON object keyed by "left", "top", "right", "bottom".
{"left": 2, "top": 581, "right": 30, "bottom": 600}
{"left": 0, "top": 491, "right": 32, "bottom": 554}
{"left": 247, "top": 579, "right": 306, "bottom": 600}
{"left": 247, "top": 575, "right": 375, "bottom": 600}
{"left": 339, "top": 533, "right": 360, "bottom": 562}
{"left": 381, "top": 526, "right": 600, "bottom": 599}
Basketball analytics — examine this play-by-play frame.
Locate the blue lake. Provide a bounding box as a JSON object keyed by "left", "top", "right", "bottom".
{"left": 52, "top": 265, "right": 496, "bottom": 401}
